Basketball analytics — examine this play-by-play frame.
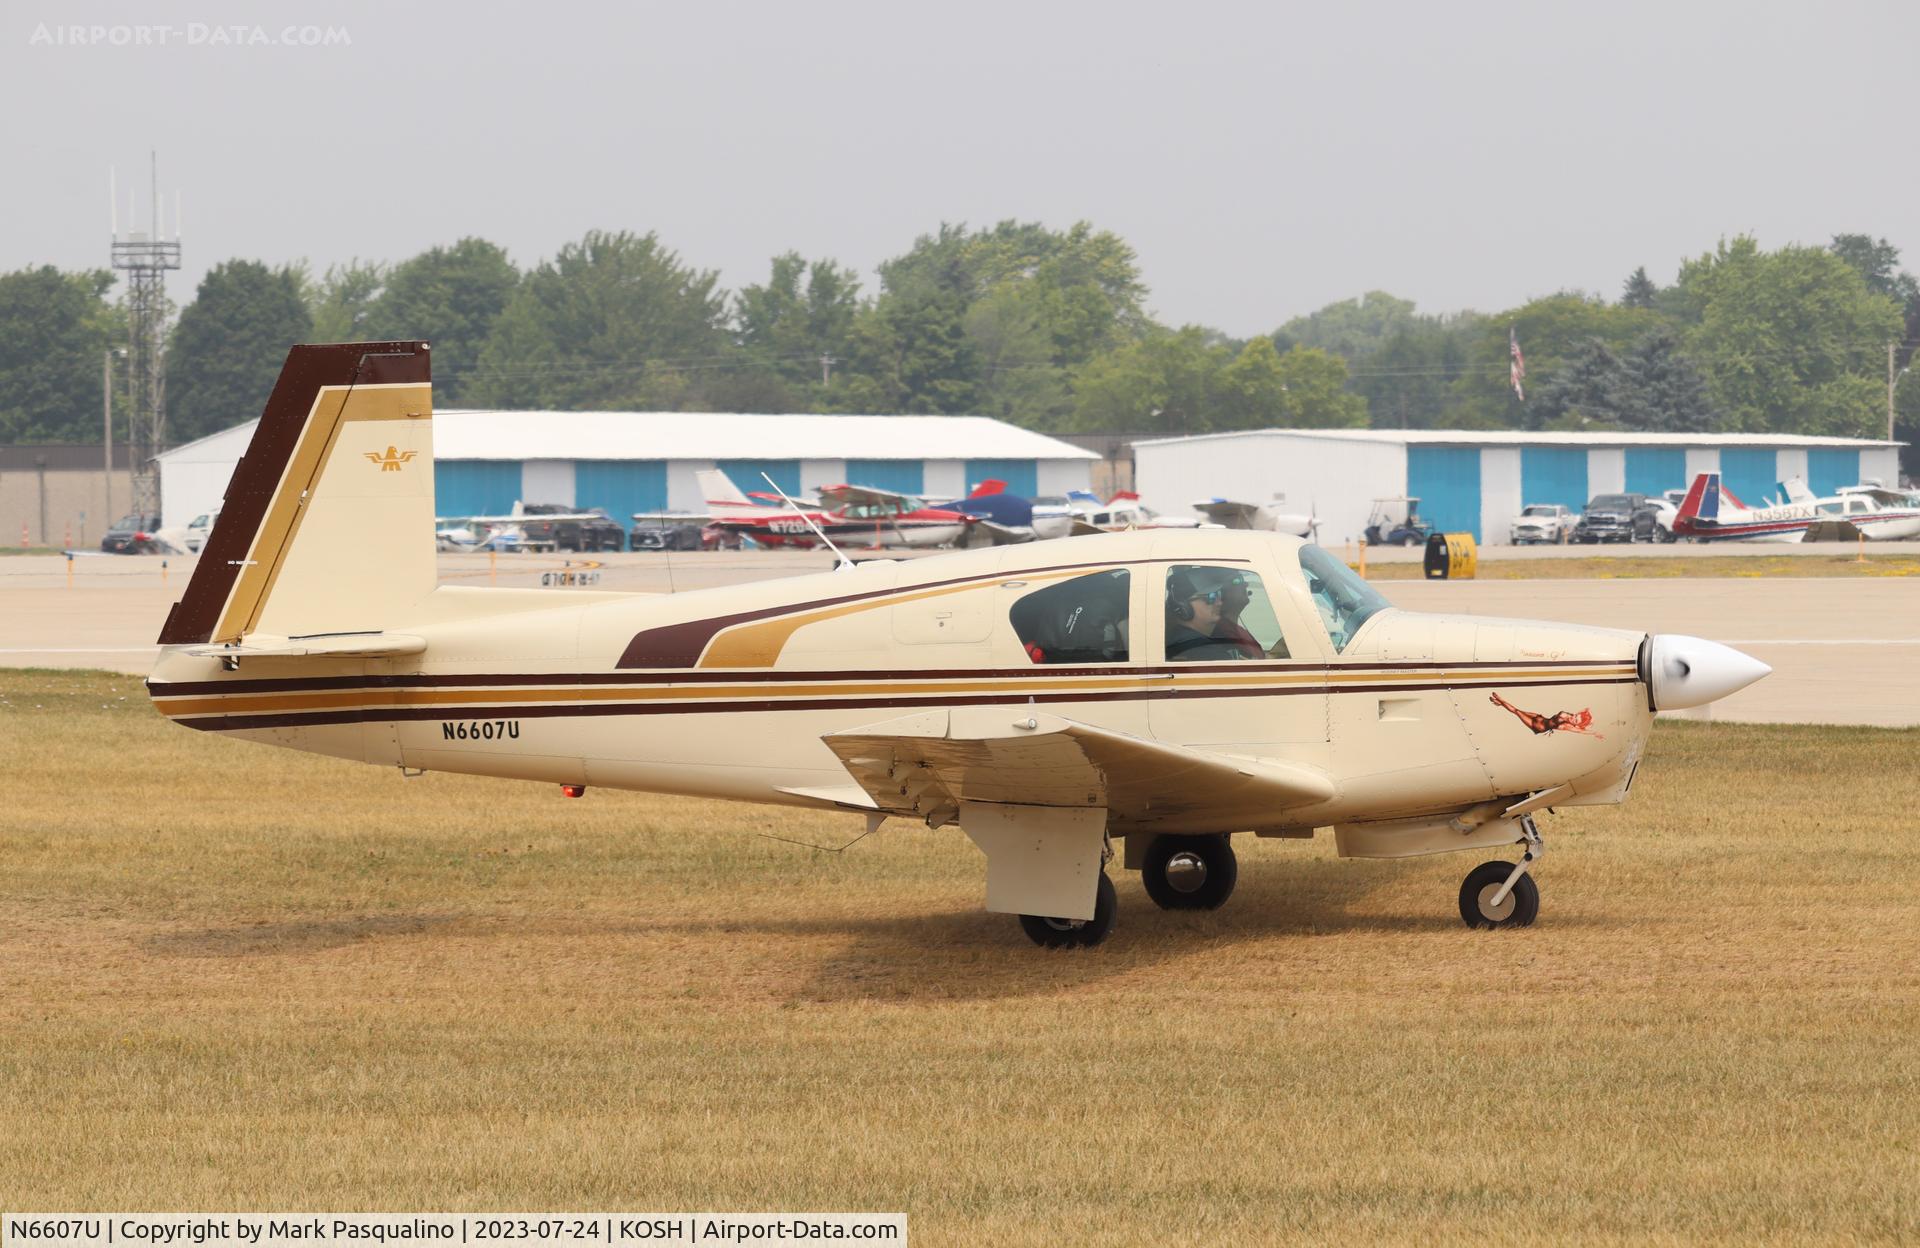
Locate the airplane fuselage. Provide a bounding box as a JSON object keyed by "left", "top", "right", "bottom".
{"left": 151, "top": 531, "right": 1653, "bottom": 837}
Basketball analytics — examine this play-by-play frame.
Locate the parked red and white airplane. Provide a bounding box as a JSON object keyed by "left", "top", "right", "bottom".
{"left": 1672, "top": 472, "right": 1920, "bottom": 542}
{"left": 699, "top": 469, "right": 977, "bottom": 549}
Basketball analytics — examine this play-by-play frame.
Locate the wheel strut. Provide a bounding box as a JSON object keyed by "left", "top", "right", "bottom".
{"left": 1487, "top": 815, "right": 1544, "bottom": 909}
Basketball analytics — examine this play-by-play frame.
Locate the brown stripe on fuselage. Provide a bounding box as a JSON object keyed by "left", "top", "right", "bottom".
{"left": 171, "top": 674, "right": 1640, "bottom": 733}
{"left": 613, "top": 557, "right": 1244, "bottom": 668}
{"left": 152, "top": 665, "right": 1633, "bottom": 718}
{"left": 157, "top": 343, "right": 430, "bottom": 646}
{"left": 146, "top": 657, "right": 1637, "bottom": 699}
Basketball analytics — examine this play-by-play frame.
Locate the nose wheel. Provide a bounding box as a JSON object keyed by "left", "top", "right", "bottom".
{"left": 1141, "top": 834, "right": 1238, "bottom": 910}
{"left": 1459, "top": 817, "right": 1543, "bottom": 928}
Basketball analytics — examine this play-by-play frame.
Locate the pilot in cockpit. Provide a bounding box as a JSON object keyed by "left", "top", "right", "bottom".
{"left": 1164, "top": 568, "right": 1252, "bottom": 661}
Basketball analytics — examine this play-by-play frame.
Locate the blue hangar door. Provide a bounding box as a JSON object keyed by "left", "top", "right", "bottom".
{"left": 1625, "top": 448, "right": 1687, "bottom": 498}
{"left": 964, "top": 459, "right": 1038, "bottom": 499}
{"left": 1521, "top": 447, "right": 1589, "bottom": 512}
{"left": 1718, "top": 448, "right": 1778, "bottom": 507}
{"left": 845, "top": 459, "right": 924, "bottom": 496}
{"left": 575, "top": 460, "right": 668, "bottom": 530}
{"left": 717, "top": 459, "right": 801, "bottom": 498}
{"left": 1406, "top": 446, "right": 1482, "bottom": 540}
{"left": 435, "top": 460, "right": 523, "bottom": 517}
{"left": 1806, "top": 448, "right": 1858, "bottom": 498}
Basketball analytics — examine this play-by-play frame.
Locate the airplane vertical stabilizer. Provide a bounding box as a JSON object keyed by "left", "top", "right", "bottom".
{"left": 157, "top": 341, "right": 435, "bottom": 646}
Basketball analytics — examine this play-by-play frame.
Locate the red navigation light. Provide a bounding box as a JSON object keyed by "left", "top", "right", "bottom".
{"left": 560, "top": 784, "right": 586, "bottom": 798}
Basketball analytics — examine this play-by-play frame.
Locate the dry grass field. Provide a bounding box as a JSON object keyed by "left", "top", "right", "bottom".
{"left": 3, "top": 669, "right": 1916, "bottom": 1244}
{"left": 1362, "top": 552, "right": 1920, "bottom": 580}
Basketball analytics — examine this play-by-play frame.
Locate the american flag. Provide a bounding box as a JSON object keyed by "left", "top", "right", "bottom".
{"left": 1509, "top": 326, "right": 1526, "bottom": 401}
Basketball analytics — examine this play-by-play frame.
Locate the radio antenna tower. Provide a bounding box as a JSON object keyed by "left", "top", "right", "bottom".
{"left": 110, "top": 151, "right": 182, "bottom": 515}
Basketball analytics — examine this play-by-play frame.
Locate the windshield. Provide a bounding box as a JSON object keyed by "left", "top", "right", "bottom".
{"left": 1590, "top": 495, "right": 1632, "bottom": 509}
{"left": 1521, "top": 506, "right": 1557, "bottom": 517}
{"left": 1296, "top": 544, "right": 1391, "bottom": 653}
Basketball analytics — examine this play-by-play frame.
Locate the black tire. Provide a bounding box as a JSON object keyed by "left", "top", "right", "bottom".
{"left": 1458, "top": 860, "right": 1540, "bottom": 929}
{"left": 1141, "top": 834, "right": 1238, "bottom": 910}
{"left": 1019, "top": 873, "right": 1117, "bottom": 948}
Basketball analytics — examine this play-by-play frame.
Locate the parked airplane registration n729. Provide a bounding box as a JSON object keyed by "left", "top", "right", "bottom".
{"left": 147, "top": 343, "right": 1771, "bottom": 946}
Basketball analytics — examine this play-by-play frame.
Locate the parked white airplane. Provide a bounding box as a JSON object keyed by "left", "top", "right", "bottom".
{"left": 1191, "top": 497, "right": 1319, "bottom": 539}
{"left": 1674, "top": 473, "right": 1920, "bottom": 542}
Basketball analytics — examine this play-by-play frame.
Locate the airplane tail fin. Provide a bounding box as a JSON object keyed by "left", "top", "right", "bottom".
{"left": 157, "top": 341, "right": 435, "bottom": 647}
{"left": 698, "top": 467, "right": 755, "bottom": 508}
{"left": 968, "top": 478, "right": 1006, "bottom": 498}
{"left": 1781, "top": 476, "right": 1815, "bottom": 505}
{"left": 1673, "top": 472, "right": 1714, "bottom": 534}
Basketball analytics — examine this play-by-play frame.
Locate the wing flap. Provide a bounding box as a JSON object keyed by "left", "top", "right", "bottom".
{"left": 823, "top": 707, "right": 1334, "bottom": 828}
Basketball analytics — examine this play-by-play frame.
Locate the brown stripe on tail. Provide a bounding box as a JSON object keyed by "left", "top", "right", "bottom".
{"left": 157, "top": 342, "right": 431, "bottom": 646}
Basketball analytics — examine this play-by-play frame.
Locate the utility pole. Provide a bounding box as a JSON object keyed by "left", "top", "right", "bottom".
{"left": 1892, "top": 341, "right": 1898, "bottom": 444}
{"left": 110, "top": 153, "right": 181, "bottom": 517}
{"left": 819, "top": 353, "right": 836, "bottom": 385}
{"left": 103, "top": 348, "right": 114, "bottom": 518}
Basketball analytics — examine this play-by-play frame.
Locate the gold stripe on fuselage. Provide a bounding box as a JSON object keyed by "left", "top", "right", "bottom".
{"left": 151, "top": 665, "right": 1637, "bottom": 720}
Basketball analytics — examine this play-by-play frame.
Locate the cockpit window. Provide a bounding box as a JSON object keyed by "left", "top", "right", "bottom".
{"left": 1163, "top": 565, "right": 1287, "bottom": 661}
{"left": 1296, "top": 544, "right": 1390, "bottom": 653}
{"left": 1010, "top": 570, "right": 1130, "bottom": 664}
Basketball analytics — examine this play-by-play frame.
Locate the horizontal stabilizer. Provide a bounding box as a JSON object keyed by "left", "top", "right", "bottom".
{"left": 182, "top": 631, "right": 427, "bottom": 659}
{"left": 823, "top": 707, "right": 1335, "bottom": 831}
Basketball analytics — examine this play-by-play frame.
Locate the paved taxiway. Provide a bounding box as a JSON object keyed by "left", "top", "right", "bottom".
{"left": 3, "top": 549, "right": 1914, "bottom": 726}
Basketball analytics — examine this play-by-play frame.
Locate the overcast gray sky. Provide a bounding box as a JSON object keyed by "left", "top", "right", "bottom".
{"left": 4, "top": 0, "right": 1916, "bottom": 335}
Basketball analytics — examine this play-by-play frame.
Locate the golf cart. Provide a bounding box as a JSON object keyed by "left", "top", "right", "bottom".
{"left": 1364, "top": 496, "right": 1433, "bottom": 546}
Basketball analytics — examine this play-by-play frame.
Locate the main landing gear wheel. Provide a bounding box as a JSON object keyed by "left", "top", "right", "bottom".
{"left": 1459, "top": 860, "right": 1540, "bottom": 928}
{"left": 1019, "top": 873, "right": 1117, "bottom": 948}
{"left": 1142, "top": 834, "right": 1238, "bottom": 910}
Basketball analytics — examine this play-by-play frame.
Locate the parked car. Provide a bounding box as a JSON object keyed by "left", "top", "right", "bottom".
{"left": 1572, "top": 493, "right": 1661, "bottom": 543}
{"left": 1509, "top": 503, "right": 1574, "bottom": 544}
{"left": 100, "top": 512, "right": 164, "bottom": 554}
{"left": 1646, "top": 496, "right": 1680, "bottom": 542}
{"left": 183, "top": 507, "right": 221, "bottom": 553}
{"left": 517, "top": 504, "right": 626, "bottom": 552}
{"left": 629, "top": 515, "right": 706, "bottom": 551}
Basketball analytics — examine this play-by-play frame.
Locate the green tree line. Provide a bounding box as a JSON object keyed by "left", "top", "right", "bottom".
{"left": 2, "top": 224, "right": 1915, "bottom": 457}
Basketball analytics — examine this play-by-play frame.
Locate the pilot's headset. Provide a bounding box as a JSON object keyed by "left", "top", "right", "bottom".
{"left": 1166, "top": 568, "right": 1200, "bottom": 621}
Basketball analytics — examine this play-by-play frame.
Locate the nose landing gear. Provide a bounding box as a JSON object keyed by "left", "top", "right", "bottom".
{"left": 1459, "top": 816, "right": 1544, "bottom": 929}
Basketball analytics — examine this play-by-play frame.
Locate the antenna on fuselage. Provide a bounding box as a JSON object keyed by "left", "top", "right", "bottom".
{"left": 761, "top": 471, "right": 854, "bottom": 571}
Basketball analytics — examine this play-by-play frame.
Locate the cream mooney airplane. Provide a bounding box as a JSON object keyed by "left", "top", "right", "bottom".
{"left": 149, "top": 343, "right": 1772, "bottom": 947}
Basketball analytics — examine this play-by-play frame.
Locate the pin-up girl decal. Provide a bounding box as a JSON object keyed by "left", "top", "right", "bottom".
{"left": 1489, "top": 692, "right": 1603, "bottom": 738}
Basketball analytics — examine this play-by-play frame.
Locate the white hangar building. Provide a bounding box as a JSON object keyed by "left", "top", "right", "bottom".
{"left": 156, "top": 410, "right": 1100, "bottom": 531}
{"left": 1133, "top": 428, "right": 1905, "bottom": 545}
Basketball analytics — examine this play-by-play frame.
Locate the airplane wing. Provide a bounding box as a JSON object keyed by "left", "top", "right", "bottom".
{"left": 1192, "top": 499, "right": 1260, "bottom": 528}
{"left": 971, "top": 519, "right": 1033, "bottom": 544}
{"left": 822, "top": 707, "right": 1334, "bottom": 830}
{"left": 817, "top": 483, "right": 918, "bottom": 510}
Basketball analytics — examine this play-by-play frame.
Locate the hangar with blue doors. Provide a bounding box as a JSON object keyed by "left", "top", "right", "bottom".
{"left": 1131, "top": 429, "right": 1904, "bottom": 546}
{"left": 155, "top": 410, "right": 1099, "bottom": 536}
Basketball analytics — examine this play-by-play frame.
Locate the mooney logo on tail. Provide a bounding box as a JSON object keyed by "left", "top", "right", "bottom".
{"left": 367, "top": 446, "right": 418, "bottom": 472}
